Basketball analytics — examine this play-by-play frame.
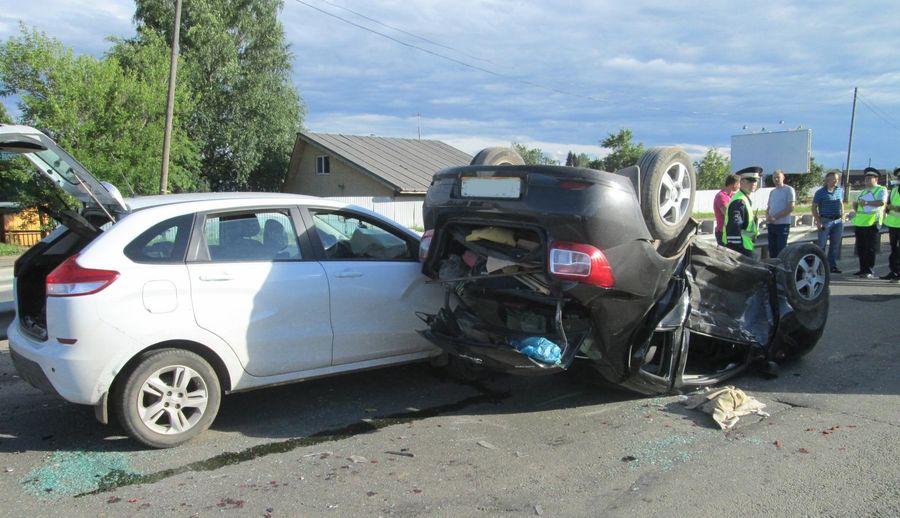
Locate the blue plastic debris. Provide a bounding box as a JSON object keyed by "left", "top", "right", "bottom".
{"left": 511, "top": 336, "right": 562, "bottom": 365}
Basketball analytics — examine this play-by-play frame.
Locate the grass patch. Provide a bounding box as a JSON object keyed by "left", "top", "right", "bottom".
{"left": 0, "top": 242, "right": 26, "bottom": 256}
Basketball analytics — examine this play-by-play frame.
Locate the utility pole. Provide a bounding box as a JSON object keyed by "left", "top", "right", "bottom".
{"left": 417, "top": 113, "right": 421, "bottom": 140}
{"left": 159, "top": 0, "right": 183, "bottom": 195}
{"left": 842, "top": 87, "right": 858, "bottom": 202}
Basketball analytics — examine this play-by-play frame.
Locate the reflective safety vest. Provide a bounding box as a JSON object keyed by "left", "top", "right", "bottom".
{"left": 851, "top": 185, "right": 887, "bottom": 227}
{"left": 721, "top": 189, "right": 758, "bottom": 251}
{"left": 885, "top": 186, "right": 900, "bottom": 229}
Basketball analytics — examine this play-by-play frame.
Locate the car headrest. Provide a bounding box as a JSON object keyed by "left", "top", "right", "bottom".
{"left": 225, "top": 216, "right": 260, "bottom": 238}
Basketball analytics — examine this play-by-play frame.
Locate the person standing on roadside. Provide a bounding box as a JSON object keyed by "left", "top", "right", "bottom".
{"left": 851, "top": 167, "right": 887, "bottom": 278}
{"left": 812, "top": 171, "right": 845, "bottom": 273}
{"left": 722, "top": 167, "right": 761, "bottom": 257}
{"left": 714, "top": 174, "right": 740, "bottom": 243}
{"left": 881, "top": 167, "right": 900, "bottom": 281}
{"left": 765, "top": 169, "right": 796, "bottom": 258}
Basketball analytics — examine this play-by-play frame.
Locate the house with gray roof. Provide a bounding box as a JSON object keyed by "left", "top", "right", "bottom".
{"left": 283, "top": 132, "right": 472, "bottom": 200}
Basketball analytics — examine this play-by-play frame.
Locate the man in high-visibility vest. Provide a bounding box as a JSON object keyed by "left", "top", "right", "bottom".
{"left": 851, "top": 167, "right": 887, "bottom": 278}
{"left": 881, "top": 167, "right": 900, "bottom": 281}
{"left": 722, "top": 167, "right": 761, "bottom": 257}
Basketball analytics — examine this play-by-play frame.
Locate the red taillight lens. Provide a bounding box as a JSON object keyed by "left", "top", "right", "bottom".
{"left": 46, "top": 254, "right": 119, "bottom": 297}
{"left": 548, "top": 241, "right": 614, "bottom": 288}
{"left": 419, "top": 229, "right": 434, "bottom": 262}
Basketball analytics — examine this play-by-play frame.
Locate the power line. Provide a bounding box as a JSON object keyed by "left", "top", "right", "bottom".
{"left": 320, "top": 0, "right": 495, "bottom": 64}
{"left": 856, "top": 94, "right": 900, "bottom": 136}
{"left": 290, "top": 0, "right": 726, "bottom": 118}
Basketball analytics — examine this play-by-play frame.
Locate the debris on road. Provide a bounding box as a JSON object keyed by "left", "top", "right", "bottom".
{"left": 774, "top": 440, "right": 782, "bottom": 449}
{"left": 682, "top": 386, "right": 769, "bottom": 430}
{"left": 476, "top": 440, "right": 498, "bottom": 450}
{"left": 348, "top": 455, "right": 367, "bottom": 464}
{"left": 385, "top": 450, "right": 415, "bottom": 458}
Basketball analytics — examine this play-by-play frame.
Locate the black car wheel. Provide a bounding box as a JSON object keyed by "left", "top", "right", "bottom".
{"left": 777, "top": 242, "right": 830, "bottom": 312}
{"left": 470, "top": 147, "right": 525, "bottom": 166}
{"left": 637, "top": 147, "right": 696, "bottom": 243}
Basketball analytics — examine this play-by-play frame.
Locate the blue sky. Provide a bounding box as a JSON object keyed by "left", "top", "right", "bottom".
{"left": 2, "top": 0, "right": 899, "bottom": 169}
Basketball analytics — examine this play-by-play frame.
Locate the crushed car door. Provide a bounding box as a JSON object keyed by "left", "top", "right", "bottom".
{"left": 305, "top": 208, "right": 441, "bottom": 365}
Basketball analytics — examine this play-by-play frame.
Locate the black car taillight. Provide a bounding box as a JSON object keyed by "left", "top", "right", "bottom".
{"left": 548, "top": 242, "right": 614, "bottom": 288}
{"left": 419, "top": 229, "right": 434, "bottom": 262}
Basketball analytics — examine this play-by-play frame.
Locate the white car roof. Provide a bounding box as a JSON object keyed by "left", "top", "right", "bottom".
{"left": 125, "top": 192, "right": 327, "bottom": 211}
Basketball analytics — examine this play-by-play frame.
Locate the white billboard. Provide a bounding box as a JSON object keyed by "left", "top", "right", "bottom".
{"left": 730, "top": 129, "right": 811, "bottom": 175}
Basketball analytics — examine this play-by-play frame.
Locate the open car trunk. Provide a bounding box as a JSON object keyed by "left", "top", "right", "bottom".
{"left": 14, "top": 212, "right": 105, "bottom": 341}
{"left": 421, "top": 222, "right": 595, "bottom": 372}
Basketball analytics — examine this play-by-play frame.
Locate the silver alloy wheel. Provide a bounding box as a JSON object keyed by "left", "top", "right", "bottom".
{"left": 794, "top": 253, "right": 826, "bottom": 300}
{"left": 137, "top": 365, "right": 209, "bottom": 435}
{"left": 657, "top": 162, "right": 692, "bottom": 226}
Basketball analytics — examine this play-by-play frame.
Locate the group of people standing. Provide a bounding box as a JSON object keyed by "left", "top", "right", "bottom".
{"left": 712, "top": 166, "right": 900, "bottom": 282}
{"left": 714, "top": 167, "right": 795, "bottom": 258}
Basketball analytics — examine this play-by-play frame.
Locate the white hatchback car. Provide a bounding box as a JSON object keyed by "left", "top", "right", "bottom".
{"left": 1, "top": 125, "right": 441, "bottom": 447}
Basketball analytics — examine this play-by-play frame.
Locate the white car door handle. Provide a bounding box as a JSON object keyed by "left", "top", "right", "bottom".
{"left": 198, "top": 273, "right": 234, "bottom": 282}
{"left": 334, "top": 270, "right": 363, "bottom": 279}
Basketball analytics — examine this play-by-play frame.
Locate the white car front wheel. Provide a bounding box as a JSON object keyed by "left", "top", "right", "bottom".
{"left": 114, "top": 349, "right": 221, "bottom": 448}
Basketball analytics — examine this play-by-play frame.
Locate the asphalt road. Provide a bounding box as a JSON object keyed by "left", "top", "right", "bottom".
{"left": 0, "top": 246, "right": 897, "bottom": 517}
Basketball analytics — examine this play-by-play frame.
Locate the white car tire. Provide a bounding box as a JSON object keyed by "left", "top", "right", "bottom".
{"left": 114, "top": 348, "right": 221, "bottom": 449}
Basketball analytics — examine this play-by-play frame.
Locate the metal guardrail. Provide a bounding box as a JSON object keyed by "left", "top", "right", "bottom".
{"left": 698, "top": 219, "right": 887, "bottom": 260}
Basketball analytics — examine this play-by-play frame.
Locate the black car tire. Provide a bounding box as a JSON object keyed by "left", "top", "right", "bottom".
{"left": 776, "top": 242, "right": 830, "bottom": 312}
{"left": 637, "top": 147, "right": 696, "bottom": 243}
{"left": 470, "top": 147, "right": 525, "bottom": 166}
{"left": 113, "top": 348, "right": 221, "bottom": 449}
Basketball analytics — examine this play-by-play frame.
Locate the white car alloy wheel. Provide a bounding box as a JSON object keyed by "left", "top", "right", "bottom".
{"left": 657, "top": 162, "right": 692, "bottom": 227}
{"left": 793, "top": 253, "right": 826, "bottom": 300}
{"left": 115, "top": 348, "right": 221, "bottom": 448}
{"left": 138, "top": 365, "right": 209, "bottom": 435}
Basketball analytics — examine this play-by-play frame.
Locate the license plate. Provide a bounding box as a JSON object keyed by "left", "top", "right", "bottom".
{"left": 461, "top": 177, "right": 521, "bottom": 199}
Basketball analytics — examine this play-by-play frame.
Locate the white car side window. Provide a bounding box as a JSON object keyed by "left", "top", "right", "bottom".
{"left": 203, "top": 210, "right": 301, "bottom": 262}
{"left": 311, "top": 212, "right": 412, "bottom": 261}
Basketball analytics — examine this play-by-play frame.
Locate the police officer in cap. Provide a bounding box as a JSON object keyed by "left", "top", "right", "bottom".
{"left": 881, "top": 166, "right": 900, "bottom": 281}
{"left": 851, "top": 167, "right": 887, "bottom": 278}
{"left": 722, "top": 166, "right": 761, "bottom": 256}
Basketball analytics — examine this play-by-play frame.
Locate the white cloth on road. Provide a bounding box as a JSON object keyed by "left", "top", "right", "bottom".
{"left": 682, "top": 386, "right": 769, "bottom": 430}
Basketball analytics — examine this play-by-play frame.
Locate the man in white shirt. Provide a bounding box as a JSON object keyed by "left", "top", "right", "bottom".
{"left": 765, "top": 170, "right": 796, "bottom": 258}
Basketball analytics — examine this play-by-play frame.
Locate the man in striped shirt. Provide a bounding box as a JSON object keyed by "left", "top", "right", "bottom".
{"left": 812, "top": 170, "right": 844, "bottom": 273}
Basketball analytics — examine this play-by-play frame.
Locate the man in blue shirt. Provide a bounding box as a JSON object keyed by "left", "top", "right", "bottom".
{"left": 812, "top": 170, "right": 844, "bottom": 273}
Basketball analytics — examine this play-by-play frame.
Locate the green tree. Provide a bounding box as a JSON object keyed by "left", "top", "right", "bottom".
{"left": 564, "top": 151, "right": 592, "bottom": 168}
{"left": 133, "top": 0, "right": 304, "bottom": 191}
{"left": 598, "top": 128, "right": 644, "bottom": 172}
{"left": 512, "top": 142, "right": 557, "bottom": 165}
{"left": 0, "top": 26, "right": 200, "bottom": 197}
{"left": 694, "top": 148, "right": 731, "bottom": 190}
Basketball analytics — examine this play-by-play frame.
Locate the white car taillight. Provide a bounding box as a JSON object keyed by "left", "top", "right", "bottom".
{"left": 419, "top": 229, "right": 434, "bottom": 262}
{"left": 46, "top": 254, "right": 119, "bottom": 297}
{"left": 548, "top": 242, "right": 614, "bottom": 288}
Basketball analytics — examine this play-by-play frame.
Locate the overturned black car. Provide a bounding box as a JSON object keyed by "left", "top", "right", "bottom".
{"left": 418, "top": 146, "right": 829, "bottom": 395}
